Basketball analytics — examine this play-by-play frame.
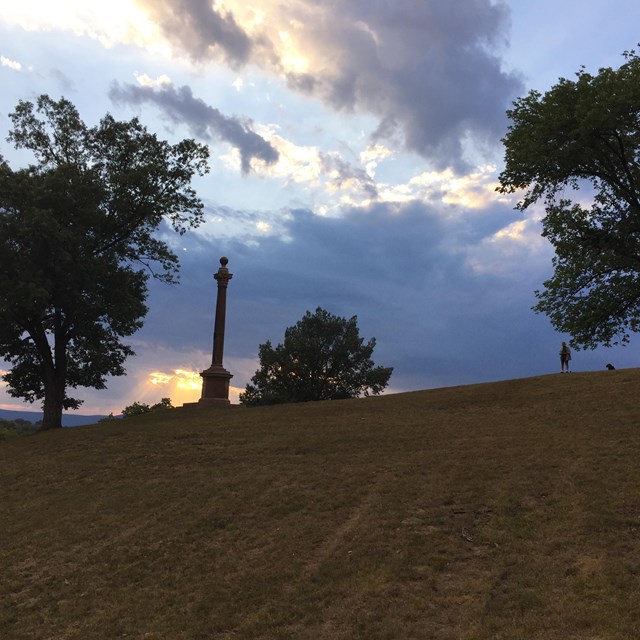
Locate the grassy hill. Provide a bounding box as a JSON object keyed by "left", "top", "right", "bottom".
{"left": 2, "top": 370, "right": 640, "bottom": 639}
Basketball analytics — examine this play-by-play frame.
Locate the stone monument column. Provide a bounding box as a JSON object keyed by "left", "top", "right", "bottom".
{"left": 198, "top": 257, "right": 234, "bottom": 406}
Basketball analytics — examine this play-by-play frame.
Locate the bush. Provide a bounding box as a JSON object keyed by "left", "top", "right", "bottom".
{"left": 121, "top": 398, "right": 174, "bottom": 418}
{"left": 0, "top": 418, "right": 40, "bottom": 439}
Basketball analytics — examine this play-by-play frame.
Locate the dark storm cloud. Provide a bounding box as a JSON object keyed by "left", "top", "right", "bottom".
{"left": 135, "top": 0, "right": 524, "bottom": 168}
{"left": 134, "top": 0, "right": 252, "bottom": 66}
{"left": 282, "top": 0, "right": 524, "bottom": 169}
{"left": 109, "top": 82, "right": 279, "bottom": 174}
{"left": 139, "top": 197, "right": 593, "bottom": 394}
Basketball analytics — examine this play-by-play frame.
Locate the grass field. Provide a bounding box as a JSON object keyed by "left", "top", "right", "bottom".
{"left": 2, "top": 369, "right": 640, "bottom": 639}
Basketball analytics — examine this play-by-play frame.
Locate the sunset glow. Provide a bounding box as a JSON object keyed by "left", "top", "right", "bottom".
{"left": 145, "top": 369, "right": 243, "bottom": 405}
{"left": 147, "top": 369, "right": 202, "bottom": 405}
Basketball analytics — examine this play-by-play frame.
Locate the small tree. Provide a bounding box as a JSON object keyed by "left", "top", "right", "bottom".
{"left": 0, "top": 96, "right": 208, "bottom": 430}
{"left": 120, "top": 397, "right": 173, "bottom": 418}
{"left": 240, "top": 307, "right": 393, "bottom": 406}
{"left": 498, "top": 50, "right": 640, "bottom": 348}
{"left": 120, "top": 402, "right": 152, "bottom": 418}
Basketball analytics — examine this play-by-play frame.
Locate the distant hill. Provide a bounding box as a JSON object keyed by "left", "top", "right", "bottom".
{"left": 0, "top": 408, "right": 108, "bottom": 426}
{"left": 2, "top": 369, "right": 640, "bottom": 639}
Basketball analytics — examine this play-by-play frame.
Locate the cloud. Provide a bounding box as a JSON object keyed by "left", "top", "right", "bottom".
{"left": 1, "top": 0, "right": 162, "bottom": 50}
{"left": 376, "top": 164, "right": 502, "bottom": 210}
{"left": 109, "top": 78, "right": 279, "bottom": 174}
{"left": 318, "top": 151, "right": 379, "bottom": 200}
{"left": 136, "top": 196, "right": 552, "bottom": 394}
{"left": 246, "top": 130, "right": 380, "bottom": 209}
{"left": 135, "top": 0, "right": 523, "bottom": 168}
{"left": 1, "top": 55, "right": 22, "bottom": 71}
{"left": 134, "top": 0, "right": 253, "bottom": 66}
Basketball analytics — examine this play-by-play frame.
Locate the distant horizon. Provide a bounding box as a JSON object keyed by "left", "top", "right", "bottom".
{"left": 0, "top": 407, "right": 111, "bottom": 427}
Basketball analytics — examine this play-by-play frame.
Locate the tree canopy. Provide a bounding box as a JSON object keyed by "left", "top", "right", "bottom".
{"left": 0, "top": 95, "right": 209, "bottom": 430}
{"left": 240, "top": 307, "right": 393, "bottom": 406}
{"left": 498, "top": 50, "right": 640, "bottom": 348}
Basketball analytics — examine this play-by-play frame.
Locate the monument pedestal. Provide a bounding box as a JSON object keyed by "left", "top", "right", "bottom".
{"left": 199, "top": 365, "right": 233, "bottom": 406}
{"left": 183, "top": 366, "right": 233, "bottom": 408}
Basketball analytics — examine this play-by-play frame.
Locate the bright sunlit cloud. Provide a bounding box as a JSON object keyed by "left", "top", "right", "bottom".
{"left": 1, "top": 55, "right": 22, "bottom": 71}
{"left": 135, "top": 73, "right": 172, "bottom": 88}
{"left": 278, "top": 28, "right": 309, "bottom": 73}
{"left": 408, "top": 166, "right": 500, "bottom": 209}
{"left": 147, "top": 369, "right": 246, "bottom": 405}
{"left": 465, "top": 215, "right": 550, "bottom": 275}
{"left": 147, "top": 368, "right": 202, "bottom": 404}
{"left": 360, "top": 144, "right": 392, "bottom": 178}
{"left": 2, "top": 0, "right": 164, "bottom": 51}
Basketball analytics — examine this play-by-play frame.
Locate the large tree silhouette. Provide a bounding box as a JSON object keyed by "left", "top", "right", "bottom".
{"left": 499, "top": 50, "right": 640, "bottom": 348}
{"left": 0, "top": 96, "right": 209, "bottom": 429}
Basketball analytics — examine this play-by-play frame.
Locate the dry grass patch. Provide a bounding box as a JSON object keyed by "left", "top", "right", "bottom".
{"left": 2, "top": 370, "right": 640, "bottom": 639}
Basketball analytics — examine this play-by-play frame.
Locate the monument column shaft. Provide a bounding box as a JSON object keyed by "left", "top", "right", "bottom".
{"left": 211, "top": 281, "right": 228, "bottom": 367}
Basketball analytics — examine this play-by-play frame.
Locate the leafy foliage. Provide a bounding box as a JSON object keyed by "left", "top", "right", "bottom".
{"left": 0, "top": 96, "right": 209, "bottom": 429}
{"left": 498, "top": 50, "right": 640, "bottom": 348}
{"left": 0, "top": 418, "right": 40, "bottom": 440}
{"left": 241, "top": 307, "right": 393, "bottom": 406}
{"left": 120, "top": 398, "right": 174, "bottom": 418}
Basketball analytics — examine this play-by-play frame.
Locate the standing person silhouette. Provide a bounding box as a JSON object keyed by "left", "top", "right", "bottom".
{"left": 559, "top": 341, "right": 571, "bottom": 373}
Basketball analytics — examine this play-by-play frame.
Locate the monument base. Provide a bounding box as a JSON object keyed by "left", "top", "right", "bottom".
{"left": 182, "top": 397, "right": 232, "bottom": 408}
{"left": 184, "top": 364, "right": 234, "bottom": 407}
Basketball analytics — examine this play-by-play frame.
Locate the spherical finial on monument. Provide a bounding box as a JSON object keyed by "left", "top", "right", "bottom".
{"left": 220, "top": 256, "right": 229, "bottom": 267}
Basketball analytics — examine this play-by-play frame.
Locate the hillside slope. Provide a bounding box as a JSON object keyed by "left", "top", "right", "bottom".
{"left": 2, "top": 370, "right": 640, "bottom": 639}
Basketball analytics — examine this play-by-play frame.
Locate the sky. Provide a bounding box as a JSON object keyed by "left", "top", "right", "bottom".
{"left": 1, "top": 0, "right": 640, "bottom": 414}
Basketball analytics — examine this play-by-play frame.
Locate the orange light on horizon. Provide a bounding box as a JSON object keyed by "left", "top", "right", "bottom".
{"left": 149, "top": 371, "right": 172, "bottom": 385}
{"left": 172, "top": 369, "right": 202, "bottom": 391}
{"left": 147, "top": 368, "right": 201, "bottom": 405}
{"left": 146, "top": 369, "right": 244, "bottom": 405}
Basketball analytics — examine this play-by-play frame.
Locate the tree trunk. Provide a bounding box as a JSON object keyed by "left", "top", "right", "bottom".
{"left": 40, "top": 374, "right": 65, "bottom": 430}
